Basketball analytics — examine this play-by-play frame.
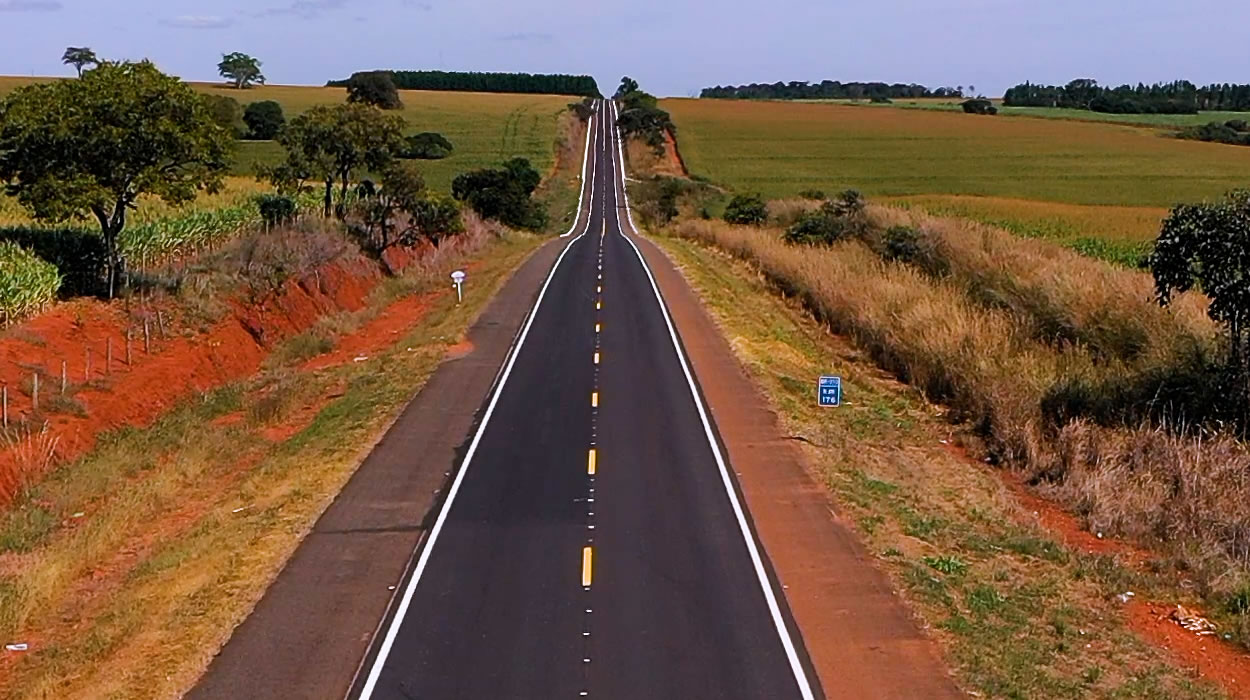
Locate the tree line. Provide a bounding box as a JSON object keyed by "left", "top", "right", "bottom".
{"left": 328, "top": 70, "right": 600, "bottom": 97}
{"left": 700, "top": 81, "right": 967, "bottom": 100}
{"left": 1004, "top": 79, "right": 1250, "bottom": 114}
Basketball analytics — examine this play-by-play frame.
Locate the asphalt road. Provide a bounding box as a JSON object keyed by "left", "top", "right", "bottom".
{"left": 347, "top": 100, "right": 818, "bottom": 699}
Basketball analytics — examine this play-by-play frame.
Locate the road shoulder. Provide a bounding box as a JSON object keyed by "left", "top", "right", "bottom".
{"left": 631, "top": 232, "right": 963, "bottom": 699}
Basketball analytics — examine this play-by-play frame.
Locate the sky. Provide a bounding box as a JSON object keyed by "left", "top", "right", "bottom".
{"left": 1, "top": 0, "right": 1248, "bottom": 97}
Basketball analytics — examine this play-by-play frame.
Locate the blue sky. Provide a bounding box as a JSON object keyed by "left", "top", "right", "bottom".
{"left": 1, "top": 0, "right": 1247, "bottom": 97}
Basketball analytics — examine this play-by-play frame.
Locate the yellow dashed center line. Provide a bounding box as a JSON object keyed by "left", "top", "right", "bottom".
{"left": 595, "top": 322, "right": 601, "bottom": 333}
{"left": 582, "top": 546, "right": 593, "bottom": 587}
{"left": 591, "top": 391, "right": 599, "bottom": 408}
{"left": 587, "top": 448, "right": 597, "bottom": 475}
{"left": 596, "top": 300, "right": 602, "bottom": 310}
{"left": 594, "top": 351, "right": 600, "bottom": 365}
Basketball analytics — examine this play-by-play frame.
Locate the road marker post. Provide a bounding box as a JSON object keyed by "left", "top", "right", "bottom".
{"left": 450, "top": 270, "right": 466, "bottom": 304}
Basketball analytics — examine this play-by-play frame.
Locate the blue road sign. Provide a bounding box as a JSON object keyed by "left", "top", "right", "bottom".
{"left": 818, "top": 375, "right": 842, "bottom": 407}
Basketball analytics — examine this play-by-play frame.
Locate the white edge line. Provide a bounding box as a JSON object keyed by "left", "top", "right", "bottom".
{"left": 560, "top": 103, "right": 597, "bottom": 238}
{"left": 606, "top": 98, "right": 817, "bottom": 700}
{"left": 355, "top": 123, "right": 598, "bottom": 698}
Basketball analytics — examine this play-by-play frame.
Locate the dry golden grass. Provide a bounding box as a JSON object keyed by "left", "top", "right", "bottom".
{"left": 0, "top": 177, "right": 268, "bottom": 229}
{"left": 656, "top": 233, "right": 1225, "bottom": 699}
{"left": 670, "top": 217, "right": 1250, "bottom": 625}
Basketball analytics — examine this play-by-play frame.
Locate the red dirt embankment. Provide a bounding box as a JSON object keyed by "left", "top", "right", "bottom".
{"left": 0, "top": 248, "right": 429, "bottom": 502}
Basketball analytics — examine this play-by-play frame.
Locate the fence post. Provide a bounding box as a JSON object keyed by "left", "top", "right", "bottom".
{"left": 144, "top": 319, "right": 151, "bottom": 354}
{"left": 31, "top": 372, "right": 38, "bottom": 415}
{"left": 85, "top": 347, "right": 92, "bottom": 382}
{"left": 126, "top": 328, "right": 133, "bottom": 366}
{"left": 106, "top": 337, "right": 113, "bottom": 375}
{"left": 2, "top": 384, "right": 7, "bottom": 429}
{"left": 157, "top": 310, "right": 166, "bottom": 339}
{"left": 61, "top": 361, "right": 67, "bottom": 394}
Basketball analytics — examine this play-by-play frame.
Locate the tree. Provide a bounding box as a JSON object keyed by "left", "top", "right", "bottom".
{"left": 616, "top": 76, "right": 639, "bottom": 98}
{"left": 400, "top": 132, "right": 453, "bottom": 159}
{"left": 62, "top": 47, "right": 98, "bottom": 77}
{"left": 218, "top": 52, "right": 265, "bottom": 89}
{"left": 243, "top": 100, "right": 285, "bottom": 140}
{"left": 1151, "top": 191, "right": 1250, "bottom": 379}
{"left": 723, "top": 193, "right": 768, "bottom": 226}
{"left": 0, "top": 61, "right": 232, "bottom": 297}
{"left": 346, "top": 71, "right": 402, "bottom": 110}
{"left": 265, "top": 103, "right": 405, "bottom": 217}
{"left": 364, "top": 161, "right": 461, "bottom": 254}
{"left": 452, "top": 157, "right": 546, "bottom": 230}
{"left": 962, "top": 98, "right": 997, "bottom": 115}
{"left": 202, "top": 94, "right": 245, "bottom": 138}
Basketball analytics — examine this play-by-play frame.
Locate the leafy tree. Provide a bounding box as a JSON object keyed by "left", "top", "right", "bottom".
{"left": 567, "top": 97, "right": 595, "bottom": 122}
{"left": 256, "top": 193, "right": 297, "bottom": 228}
{"left": 1151, "top": 191, "right": 1250, "bottom": 377}
{"left": 782, "top": 190, "right": 869, "bottom": 245}
{"left": 723, "top": 193, "right": 768, "bottom": 226}
{"left": 265, "top": 103, "right": 405, "bottom": 217}
{"left": 616, "top": 81, "right": 675, "bottom": 156}
{"left": 202, "top": 94, "right": 245, "bottom": 138}
{"left": 616, "top": 76, "right": 640, "bottom": 98}
{"left": 0, "top": 61, "right": 232, "bottom": 297}
{"left": 243, "top": 100, "right": 285, "bottom": 140}
{"left": 364, "top": 160, "right": 425, "bottom": 250}
{"left": 62, "top": 47, "right": 98, "bottom": 77}
{"left": 346, "top": 71, "right": 402, "bottom": 110}
{"left": 452, "top": 157, "right": 546, "bottom": 230}
{"left": 400, "top": 132, "right": 454, "bottom": 159}
{"left": 218, "top": 52, "right": 265, "bottom": 89}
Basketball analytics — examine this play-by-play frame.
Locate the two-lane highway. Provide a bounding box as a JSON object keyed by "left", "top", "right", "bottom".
{"left": 350, "top": 99, "right": 817, "bottom": 699}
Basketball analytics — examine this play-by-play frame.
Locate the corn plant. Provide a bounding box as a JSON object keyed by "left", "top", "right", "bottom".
{"left": 0, "top": 241, "right": 61, "bottom": 325}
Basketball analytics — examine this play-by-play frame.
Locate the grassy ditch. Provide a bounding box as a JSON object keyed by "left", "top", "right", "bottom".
{"left": 0, "top": 229, "right": 545, "bottom": 699}
{"left": 654, "top": 233, "right": 1223, "bottom": 699}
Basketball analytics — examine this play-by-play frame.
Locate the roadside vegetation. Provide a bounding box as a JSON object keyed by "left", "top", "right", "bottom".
{"left": 654, "top": 232, "right": 1224, "bottom": 699}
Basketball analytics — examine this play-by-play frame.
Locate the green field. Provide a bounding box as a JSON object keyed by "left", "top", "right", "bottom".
{"left": 797, "top": 97, "right": 1250, "bottom": 128}
{"left": 663, "top": 97, "right": 1250, "bottom": 253}
{"left": 0, "top": 78, "right": 571, "bottom": 194}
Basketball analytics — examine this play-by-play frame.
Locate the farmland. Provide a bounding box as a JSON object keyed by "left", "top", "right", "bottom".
{"left": 0, "top": 78, "right": 570, "bottom": 193}
{"left": 663, "top": 97, "right": 1250, "bottom": 258}
{"left": 801, "top": 97, "right": 1250, "bottom": 128}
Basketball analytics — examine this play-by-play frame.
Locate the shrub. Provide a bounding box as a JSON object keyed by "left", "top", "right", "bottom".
{"left": 962, "top": 98, "right": 998, "bottom": 115}
{"left": 201, "top": 94, "right": 246, "bottom": 138}
{"left": 567, "top": 98, "right": 595, "bottom": 122}
{"left": 257, "top": 194, "right": 298, "bottom": 228}
{"left": 1179, "top": 121, "right": 1250, "bottom": 146}
{"left": 1227, "top": 119, "right": 1249, "bottom": 132}
{"left": 0, "top": 241, "right": 61, "bottom": 324}
{"left": 400, "top": 132, "right": 454, "bottom": 160}
{"left": 243, "top": 100, "right": 285, "bottom": 140}
{"left": 723, "top": 193, "right": 768, "bottom": 226}
{"left": 346, "top": 71, "right": 403, "bottom": 110}
{"left": 451, "top": 157, "right": 546, "bottom": 230}
{"left": 870, "top": 95, "right": 893, "bottom": 104}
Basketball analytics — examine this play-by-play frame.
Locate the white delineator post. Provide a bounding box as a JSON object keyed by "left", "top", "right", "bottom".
{"left": 450, "top": 270, "right": 467, "bottom": 304}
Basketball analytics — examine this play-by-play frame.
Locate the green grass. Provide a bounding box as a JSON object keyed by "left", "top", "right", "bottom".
{"left": 663, "top": 97, "right": 1250, "bottom": 208}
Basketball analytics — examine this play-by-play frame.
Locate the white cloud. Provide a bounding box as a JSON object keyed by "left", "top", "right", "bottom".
{"left": 496, "top": 31, "right": 553, "bottom": 43}
{"left": 259, "top": 0, "right": 348, "bottom": 18}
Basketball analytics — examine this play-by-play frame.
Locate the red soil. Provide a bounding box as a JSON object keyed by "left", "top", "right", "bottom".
{"left": 301, "top": 293, "right": 439, "bottom": 372}
{"left": 0, "top": 246, "right": 433, "bottom": 503}
{"left": 1129, "top": 601, "right": 1250, "bottom": 700}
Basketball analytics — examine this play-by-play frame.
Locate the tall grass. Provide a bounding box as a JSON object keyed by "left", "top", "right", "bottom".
{"left": 672, "top": 217, "right": 1250, "bottom": 605}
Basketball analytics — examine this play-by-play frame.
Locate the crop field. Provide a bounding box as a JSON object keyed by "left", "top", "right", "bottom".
{"left": 0, "top": 78, "right": 570, "bottom": 193}
{"left": 799, "top": 97, "right": 1250, "bottom": 127}
{"left": 664, "top": 97, "right": 1250, "bottom": 255}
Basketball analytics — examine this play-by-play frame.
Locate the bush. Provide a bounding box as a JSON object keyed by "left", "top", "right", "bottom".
{"left": 243, "top": 100, "right": 285, "bottom": 140}
{"left": 870, "top": 95, "right": 892, "bottom": 104}
{"left": 1179, "top": 121, "right": 1250, "bottom": 146}
{"left": 451, "top": 157, "right": 546, "bottom": 230}
{"left": 257, "top": 194, "right": 298, "bottom": 228}
{"left": 567, "top": 97, "right": 595, "bottom": 122}
{"left": 1227, "top": 119, "right": 1249, "bottom": 132}
{"left": 723, "top": 193, "right": 768, "bottom": 226}
{"left": 202, "top": 94, "right": 245, "bottom": 138}
{"left": 400, "top": 132, "right": 454, "bottom": 160}
{"left": 781, "top": 190, "right": 869, "bottom": 246}
{"left": 961, "top": 98, "right": 997, "bottom": 115}
{"left": 346, "top": 71, "right": 403, "bottom": 110}
{"left": 0, "top": 241, "right": 61, "bottom": 324}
